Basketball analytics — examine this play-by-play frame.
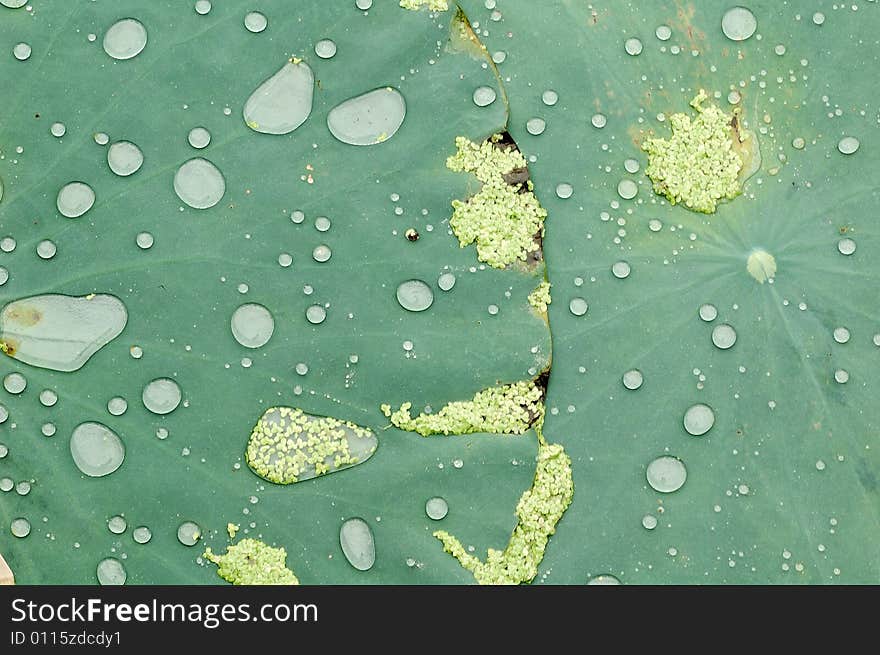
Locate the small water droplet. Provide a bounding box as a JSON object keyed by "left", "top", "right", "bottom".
{"left": 591, "top": 113, "right": 607, "bottom": 129}
{"left": 15, "top": 481, "right": 30, "bottom": 496}
{"left": 0, "top": 237, "right": 14, "bottom": 253}
{"left": 57, "top": 182, "right": 95, "bottom": 218}
{"left": 472, "top": 86, "right": 497, "bottom": 107}
{"left": 425, "top": 497, "right": 449, "bottom": 520}
{"left": 39, "top": 389, "right": 57, "bottom": 406}
{"left": 622, "top": 369, "right": 643, "bottom": 390}
{"left": 94, "top": 132, "right": 110, "bottom": 145}
{"left": 244, "top": 11, "right": 268, "bottom": 33}
{"left": 711, "top": 324, "right": 737, "bottom": 349}
{"left": 142, "top": 378, "right": 182, "bottom": 415}
{"left": 96, "top": 557, "right": 126, "bottom": 585}
{"left": 11, "top": 517, "right": 31, "bottom": 538}
{"left": 396, "top": 279, "right": 434, "bottom": 312}
{"left": 187, "top": 126, "right": 211, "bottom": 149}
{"left": 3, "top": 372, "right": 26, "bottom": 394}
{"left": 356, "top": 0, "right": 373, "bottom": 9}
{"left": 611, "top": 261, "right": 631, "bottom": 279}
{"left": 555, "top": 183, "right": 573, "bottom": 199}
{"left": 624, "top": 37, "right": 643, "bottom": 55}
{"left": 834, "top": 369, "right": 849, "bottom": 384}
{"left": 133, "top": 525, "right": 152, "bottom": 544}
{"left": 646, "top": 456, "right": 687, "bottom": 493}
{"left": 0, "top": 267, "right": 7, "bottom": 285}
{"left": 70, "top": 422, "right": 125, "bottom": 477}
{"left": 306, "top": 305, "right": 326, "bottom": 324}
{"left": 812, "top": 11, "right": 825, "bottom": 25}
{"left": 837, "top": 136, "right": 859, "bottom": 155}
{"left": 107, "top": 396, "right": 128, "bottom": 416}
{"left": 314, "top": 216, "right": 331, "bottom": 232}
{"left": 136, "top": 231, "right": 154, "bottom": 249}
{"left": 656, "top": 25, "right": 672, "bottom": 40}
{"left": 721, "top": 6, "right": 757, "bottom": 42}
{"left": 107, "top": 141, "right": 143, "bottom": 176}
{"left": 624, "top": 158, "right": 640, "bottom": 174}
{"left": 13, "top": 42, "right": 31, "bottom": 61}
{"left": 36, "top": 239, "right": 57, "bottom": 260}
{"left": 278, "top": 253, "right": 292, "bottom": 267}
{"left": 526, "top": 117, "right": 546, "bottom": 135}
{"left": 699, "top": 303, "right": 718, "bottom": 322}
{"left": 569, "top": 297, "right": 588, "bottom": 316}
{"left": 194, "top": 0, "right": 212, "bottom": 15}
{"left": 231, "top": 303, "right": 274, "bottom": 349}
{"left": 340, "top": 517, "right": 376, "bottom": 571}
{"left": 438, "top": 272, "right": 456, "bottom": 291}
{"left": 103, "top": 18, "right": 148, "bottom": 60}
{"left": 312, "top": 244, "right": 332, "bottom": 262}
{"left": 244, "top": 60, "right": 314, "bottom": 135}
{"left": 327, "top": 87, "right": 406, "bottom": 146}
{"left": 41, "top": 422, "right": 56, "bottom": 437}
{"left": 832, "top": 327, "right": 850, "bottom": 344}
{"left": 642, "top": 514, "right": 658, "bottom": 530}
{"left": 617, "top": 179, "right": 638, "bottom": 200}
{"left": 837, "top": 238, "right": 856, "bottom": 255}
{"left": 541, "top": 89, "right": 558, "bottom": 106}
{"left": 173, "top": 158, "right": 225, "bottom": 209}
{"left": 108, "top": 515, "right": 127, "bottom": 534}
{"left": 683, "top": 403, "right": 715, "bottom": 436}
{"left": 177, "top": 521, "right": 201, "bottom": 546}
{"left": 50, "top": 122, "right": 66, "bottom": 137}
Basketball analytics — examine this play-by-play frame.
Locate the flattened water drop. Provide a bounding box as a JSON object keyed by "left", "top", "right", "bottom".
{"left": 569, "top": 297, "right": 588, "bottom": 316}
{"left": 837, "top": 238, "right": 856, "bottom": 255}
{"left": 646, "top": 456, "right": 687, "bottom": 493}
{"left": 699, "top": 303, "right": 718, "bottom": 322}
{"left": 396, "top": 280, "right": 434, "bottom": 312}
{"left": 177, "top": 521, "right": 201, "bottom": 546}
{"left": 173, "top": 158, "right": 225, "bottom": 209}
{"left": 231, "top": 303, "right": 274, "bottom": 348}
{"left": 70, "top": 422, "right": 125, "bottom": 477}
{"left": 711, "top": 324, "right": 737, "bottom": 349}
{"left": 746, "top": 249, "right": 776, "bottom": 283}
{"left": 837, "top": 137, "right": 860, "bottom": 155}
{"left": 617, "top": 179, "right": 638, "bottom": 200}
{"left": 36, "top": 240, "right": 57, "bottom": 259}
{"left": 11, "top": 517, "right": 31, "bottom": 538}
{"left": 438, "top": 272, "right": 456, "bottom": 291}
{"left": 13, "top": 42, "right": 31, "bottom": 60}
{"left": 624, "top": 37, "right": 643, "bottom": 55}
{"left": 340, "top": 517, "right": 375, "bottom": 571}
{"left": 103, "top": 18, "right": 148, "bottom": 60}
{"left": 473, "top": 86, "right": 497, "bottom": 107}
{"left": 187, "top": 126, "right": 211, "bottom": 149}
{"left": 327, "top": 87, "right": 406, "bottom": 146}
{"left": 526, "top": 117, "right": 546, "bottom": 135}
{"left": 246, "top": 407, "right": 378, "bottom": 484}
{"left": 555, "top": 183, "right": 573, "bottom": 199}
{"left": 96, "top": 558, "right": 126, "bottom": 585}
{"left": 57, "top": 182, "right": 95, "bottom": 218}
{"left": 315, "top": 39, "right": 337, "bottom": 59}
{"left": 683, "top": 403, "right": 715, "bottom": 436}
{"left": 612, "top": 261, "right": 631, "bottom": 279}
{"left": 4, "top": 373, "right": 26, "bottom": 394}
{"left": 426, "top": 497, "right": 449, "bottom": 520}
{"left": 306, "top": 305, "right": 326, "bottom": 324}
{"left": 133, "top": 526, "right": 152, "bottom": 544}
{"left": 622, "top": 369, "right": 643, "bottom": 390}
{"left": 244, "top": 11, "right": 268, "bottom": 33}
{"left": 108, "top": 515, "right": 127, "bottom": 534}
{"left": 107, "top": 141, "right": 143, "bottom": 177}
{"left": 142, "top": 378, "right": 181, "bottom": 415}
{"left": 244, "top": 60, "right": 314, "bottom": 135}
{"left": 721, "top": 7, "right": 757, "bottom": 41}
{"left": 591, "top": 113, "right": 607, "bottom": 128}
{"left": 0, "top": 294, "right": 127, "bottom": 372}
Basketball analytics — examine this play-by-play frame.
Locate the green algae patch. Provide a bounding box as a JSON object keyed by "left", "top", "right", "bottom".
{"left": 204, "top": 539, "right": 299, "bottom": 585}
{"left": 447, "top": 135, "right": 547, "bottom": 269}
{"left": 528, "top": 280, "right": 552, "bottom": 314}
{"left": 434, "top": 441, "right": 573, "bottom": 584}
{"left": 400, "top": 0, "right": 448, "bottom": 10}
{"left": 245, "top": 407, "right": 377, "bottom": 485}
{"left": 641, "top": 89, "right": 744, "bottom": 214}
{"left": 381, "top": 380, "right": 544, "bottom": 436}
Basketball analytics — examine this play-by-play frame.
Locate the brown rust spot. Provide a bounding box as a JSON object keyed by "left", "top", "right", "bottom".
{"left": 3, "top": 305, "right": 42, "bottom": 327}
{"left": 0, "top": 338, "right": 18, "bottom": 358}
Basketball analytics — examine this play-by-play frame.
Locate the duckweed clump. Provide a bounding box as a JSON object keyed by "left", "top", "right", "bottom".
{"left": 204, "top": 538, "right": 299, "bottom": 585}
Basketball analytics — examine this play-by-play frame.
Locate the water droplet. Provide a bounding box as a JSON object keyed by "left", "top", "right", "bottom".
{"left": 194, "top": 0, "right": 212, "bottom": 15}
{"left": 438, "top": 272, "right": 456, "bottom": 291}
{"left": 0, "top": 293, "right": 127, "bottom": 372}
{"left": 244, "top": 11, "right": 268, "bottom": 33}
{"left": 3, "top": 372, "right": 26, "bottom": 394}
{"left": 173, "top": 158, "right": 225, "bottom": 209}
{"left": 57, "top": 182, "right": 95, "bottom": 218}
{"left": 624, "top": 37, "right": 643, "bottom": 55}
{"left": 177, "top": 521, "right": 201, "bottom": 546}
{"left": 135, "top": 231, "right": 154, "bottom": 250}
{"left": 41, "top": 422, "right": 56, "bottom": 437}
{"left": 314, "top": 216, "right": 331, "bottom": 233}
{"left": 1, "top": 0, "right": 28, "bottom": 8}
{"left": 611, "top": 261, "right": 631, "bottom": 279}
{"left": 587, "top": 574, "right": 621, "bottom": 585}
{"left": 94, "top": 132, "right": 110, "bottom": 145}
{"left": 327, "top": 87, "right": 406, "bottom": 146}
{"left": 0, "top": 268, "right": 7, "bottom": 286}
{"left": 356, "top": 0, "right": 373, "bottom": 9}
{"left": 396, "top": 279, "right": 434, "bottom": 312}
{"left": 721, "top": 6, "right": 757, "bottom": 41}
{"left": 569, "top": 297, "right": 588, "bottom": 316}
{"left": 555, "top": 183, "right": 573, "bottom": 199}
{"left": 244, "top": 60, "right": 314, "bottom": 135}
{"left": 312, "top": 244, "right": 332, "bottom": 263}
{"left": 12, "top": 42, "right": 31, "bottom": 61}
{"left": 425, "top": 497, "right": 449, "bottom": 520}
{"left": 306, "top": 305, "right": 326, "bottom": 324}
{"left": 711, "top": 324, "right": 737, "bottom": 349}
{"left": 39, "top": 389, "right": 57, "bottom": 407}
{"left": 340, "top": 517, "right": 376, "bottom": 571}
{"left": 526, "top": 117, "right": 546, "bottom": 135}
{"left": 231, "top": 303, "right": 274, "bottom": 349}
{"left": 107, "top": 141, "right": 143, "bottom": 176}
{"left": 832, "top": 327, "right": 850, "bottom": 344}
{"left": 36, "top": 240, "right": 56, "bottom": 259}
{"left": 792, "top": 137, "right": 805, "bottom": 149}
{"left": 617, "top": 179, "right": 638, "bottom": 200}
{"left": 656, "top": 25, "right": 672, "bottom": 40}
{"left": 11, "top": 517, "right": 31, "bottom": 538}
{"left": 473, "top": 86, "right": 497, "bottom": 107}
{"left": 812, "top": 11, "right": 826, "bottom": 25}
{"left": 315, "top": 38, "right": 337, "bottom": 59}
{"left": 50, "top": 122, "right": 66, "bottom": 137}
{"left": 487, "top": 304, "right": 499, "bottom": 316}
{"left": 591, "top": 113, "right": 607, "bottom": 128}
{"left": 142, "top": 378, "right": 181, "bottom": 415}
{"left": 103, "top": 18, "right": 148, "bottom": 60}
{"left": 15, "top": 481, "right": 30, "bottom": 496}
{"left": 642, "top": 515, "right": 658, "bottom": 530}
{"left": 698, "top": 304, "right": 718, "bottom": 322}
{"left": 0, "top": 478, "right": 12, "bottom": 491}
{"left": 834, "top": 369, "right": 849, "bottom": 384}
{"left": 837, "top": 136, "right": 859, "bottom": 155}
{"left": 646, "top": 456, "right": 687, "bottom": 493}
{"left": 133, "top": 526, "right": 152, "bottom": 544}
{"left": 187, "top": 126, "right": 211, "bottom": 149}
{"left": 542, "top": 89, "right": 558, "bottom": 106}
{"left": 70, "top": 422, "right": 125, "bottom": 477}
{"left": 291, "top": 209, "right": 305, "bottom": 224}
{"left": 96, "top": 557, "right": 126, "bottom": 585}
{"left": 837, "top": 238, "right": 856, "bottom": 256}
{"left": 683, "top": 403, "right": 715, "bottom": 436}
{"left": 0, "top": 237, "right": 14, "bottom": 253}
{"left": 129, "top": 345, "right": 143, "bottom": 359}
{"left": 622, "top": 369, "right": 643, "bottom": 390}
{"left": 108, "top": 515, "right": 127, "bottom": 534}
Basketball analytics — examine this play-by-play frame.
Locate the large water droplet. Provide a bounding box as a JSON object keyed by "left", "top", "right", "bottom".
{"left": 327, "top": 87, "right": 406, "bottom": 146}
{"left": 244, "top": 60, "right": 314, "bottom": 135}
{"left": 0, "top": 294, "right": 127, "bottom": 372}
{"left": 306, "top": 305, "right": 326, "bottom": 324}
{"left": 721, "top": 7, "right": 757, "bottom": 41}
{"left": 70, "top": 422, "right": 125, "bottom": 477}
{"left": 569, "top": 297, "right": 588, "bottom": 316}
{"left": 425, "top": 497, "right": 449, "bottom": 520}
{"left": 13, "top": 42, "right": 31, "bottom": 60}
{"left": 315, "top": 38, "right": 337, "bottom": 59}
{"left": 617, "top": 179, "right": 638, "bottom": 200}
{"left": 107, "top": 141, "right": 144, "bottom": 176}
{"left": 340, "top": 517, "right": 376, "bottom": 571}
{"left": 187, "top": 126, "right": 211, "bottom": 149}
{"left": 3, "top": 372, "right": 26, "bottom": 394}
{"left": 624, "top": 37, "right": 643, "bottom": 55}
{"left": 108, "top": 515, "right": 127, "bottom": 534}
{"left": 11, "top": 517, "right": 31, "bottom": 538}
{"left": 711, "top": 324, "right": 737, "bottom": 349}
{"left": 133, "top": 526, "right": 152, "bottom": 544}
{"left": 244, "top": 11, "right": 268, "bottom": 33}
{"left": 646, "top": 456, "right": 687, "bottom": 493}
{"left": 57, "top": 182, "right": 95, "bottom": 218}
{"left": 622, "top": 369, "right": 643, "bottom": 390}
{"left": 177, "top": 521, "right": 201, "bottom": 546}
{"left": 1, "top": 1, "right": 28, "bottom": 8}
{"left": 96, "top": 558, "right": 126, "bottom": 585}
{"left": 438, "top": 272, "right": 456, "bottom": 291}
{"left": 103, "top": 18, "right": 148, "bottom": 60}
{"left": 173, "top": 158, "right": 225, "bottom": 209}
{"left": 683, "top": 403, "right": 715, "bottom": 436}
{"left": 698, "top": 303, "right": 717, "bottom": 322}
{"left": 142, "top": 378, "right": 181, "bottom": 415}
{"left": 473, "top": 86, "right": 497, "bottom": 107}
{"left": 396, "top": 280, "right": 434, "bottom": 312}
{"left": 231, "top": 303, "right": 274, "bottom": 348}
{"left": 837, "top": 136, "right": 860, "bottom": 155}
{"left": 837, "top": 238, "right": 856, "bottom": 256}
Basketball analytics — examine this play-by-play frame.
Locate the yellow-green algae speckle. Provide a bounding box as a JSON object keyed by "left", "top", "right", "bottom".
{"left": 528, "top": 280, "right": 552, "bottom": 313}
{"left": 434, "top": 437, "right": 573, "bottom": 584}
{"left": 381, "top": 380, "right": 543, "bottom": 436}
{"left": 447, "top": 135, "right": 547, "bottom": 268}
{"left": 245, "top": 407, "right": 377, "bottom": 485}
{"left": 400, "top": 0, "right": 448, "bottom": 10}
{"left": 641, "top": 89, "right": 744, "bottom": 214}
{"left": 204, "top": 539, "right": 299, "bottom": 585}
